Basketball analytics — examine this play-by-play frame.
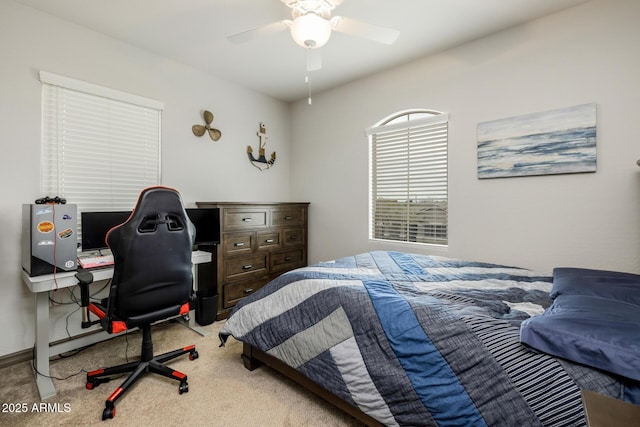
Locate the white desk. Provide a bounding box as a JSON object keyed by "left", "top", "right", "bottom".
{"left": 22, "top": 250, "right": 212, "bottom": 401}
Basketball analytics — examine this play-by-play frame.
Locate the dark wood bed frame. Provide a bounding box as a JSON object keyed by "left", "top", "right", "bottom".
{"left": 242, "top": 343, "right": 383, "bottom": 427}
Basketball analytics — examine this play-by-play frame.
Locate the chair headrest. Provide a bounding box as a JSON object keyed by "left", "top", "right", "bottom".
{"left": 106, "top": 186, "right": 193, "bottom": 245}
{"left": 131, "top": 186, "right": 184, "bottom": 218}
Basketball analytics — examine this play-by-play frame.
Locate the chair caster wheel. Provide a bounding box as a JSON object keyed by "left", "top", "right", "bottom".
{"left": 102, "top": 406, "right": 115, "bottom": 420}
{"left": 179, "top": 382, "right": 189, "bottom": 394}
{"left": 189, "top": 350, "right": 199, "bottom": 361}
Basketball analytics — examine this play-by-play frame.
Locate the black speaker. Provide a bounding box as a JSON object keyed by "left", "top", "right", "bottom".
{"left": 195, "top": 290, "right": 217, "bottom": 326}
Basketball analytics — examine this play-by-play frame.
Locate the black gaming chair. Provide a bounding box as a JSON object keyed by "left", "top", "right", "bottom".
{"left": 76, "top": 186, "right": 198, "bottom": 421}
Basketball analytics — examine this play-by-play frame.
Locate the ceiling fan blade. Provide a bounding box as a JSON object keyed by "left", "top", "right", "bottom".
{"left": 307, "top": 49, "right": 322, "bottom": 72}
{"left": 227, "top": 20, "right": 291, "bottom": 44}
{"left": 330, "top": 16, "right": 399, "bottom": 45}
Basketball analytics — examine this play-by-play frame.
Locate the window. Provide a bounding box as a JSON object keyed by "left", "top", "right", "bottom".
{"left": 367, "top": 110, "right": 449, "bottom": 246}
{"left": 40, "top": 71, "right": 162, "bottom": 216}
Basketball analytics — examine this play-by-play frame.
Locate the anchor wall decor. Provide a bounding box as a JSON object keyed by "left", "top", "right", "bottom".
{"left": 192, "top": 110, "right": 222, "bottom": 141}
{"left": 247, "top": 122, "right": 276, "bottom": 171}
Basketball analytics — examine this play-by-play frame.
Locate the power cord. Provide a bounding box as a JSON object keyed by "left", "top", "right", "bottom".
{"left": 30, "top": 346, "right": 89, "bottom": 381}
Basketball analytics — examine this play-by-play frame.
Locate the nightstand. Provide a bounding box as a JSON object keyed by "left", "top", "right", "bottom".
{"left": 582, "top": 389, "right": 640, "bottom": 426}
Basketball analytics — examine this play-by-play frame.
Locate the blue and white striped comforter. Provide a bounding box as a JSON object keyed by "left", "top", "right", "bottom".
{"left": 220, "top": 251, "right": 625, "bottom": 426}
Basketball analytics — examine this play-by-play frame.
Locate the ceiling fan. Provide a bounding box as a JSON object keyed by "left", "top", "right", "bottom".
{"left": 227, "top": 0, "right": 400, "bottom": 65}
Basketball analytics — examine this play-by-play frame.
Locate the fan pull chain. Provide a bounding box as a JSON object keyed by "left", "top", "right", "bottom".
{"left": 305, "top": 48, "right": 312, "bottom": 105}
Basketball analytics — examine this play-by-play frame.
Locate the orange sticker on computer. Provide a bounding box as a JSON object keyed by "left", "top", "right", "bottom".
{"left": 58, "top": 228, "right": 73, "bottom": 239}
{"left": 37, "top": 221, "right": 54, "bottom": 233}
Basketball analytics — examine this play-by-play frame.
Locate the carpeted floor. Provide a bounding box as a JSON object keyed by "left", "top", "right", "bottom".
{"left": 0, "top": 320, "right": 362, "bottom": 426}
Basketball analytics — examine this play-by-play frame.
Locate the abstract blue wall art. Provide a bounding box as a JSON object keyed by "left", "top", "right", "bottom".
{"left": 477, "top": 103, "right": 597, "bottom": 179}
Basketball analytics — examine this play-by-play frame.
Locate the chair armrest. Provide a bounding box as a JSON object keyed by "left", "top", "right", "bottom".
{"left": 75, "top": 270, "right": 96, "bottom": 329}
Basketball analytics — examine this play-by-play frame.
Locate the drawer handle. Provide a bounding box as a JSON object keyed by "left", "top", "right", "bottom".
{"left": 242, "top": 217, "right": 252, "bottom": 222}
{"left": 284, "top": 215, "right": 293, "bottom": 220}
{"left": 265, "top": 239, "right": 274, "bottom": 243}
{"left": 234, "top": 242, "right": 245, "bottom": 247}
{"left": 242, "top": 264, "right": 253, "bottom": 270}
{"left": 285, "top": 256, "right": 293, "bottom": 261}
{"left": 244, "top": 288, "right": 254, "bottom": 294}
{"left": 289, "top": 235, "right": 298, "bottom": 241}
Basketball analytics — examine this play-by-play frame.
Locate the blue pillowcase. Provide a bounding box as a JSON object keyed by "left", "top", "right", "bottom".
{"left": 520, "top": 268, "right": 640, "bottom": 382}
{"left": 551, "top": 267, "right": 640, "bottom": 305}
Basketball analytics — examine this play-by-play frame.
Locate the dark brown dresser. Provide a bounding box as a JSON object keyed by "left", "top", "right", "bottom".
{"left": 196, "top": 202, "right": 309, "bottom": 319}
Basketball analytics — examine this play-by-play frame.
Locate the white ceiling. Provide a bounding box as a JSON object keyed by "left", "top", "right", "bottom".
{"left": 15, "top": 0, "right": 588, "bottom": 102}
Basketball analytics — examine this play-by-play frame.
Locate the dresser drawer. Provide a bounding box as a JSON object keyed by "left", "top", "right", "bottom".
{"left": 272, "top": 207, "right": 305, "bottom": 227}
{"left": 223, "top": 254, "right": 268, "bottom": 281}
{"left": 257, "top": 231, "right": 280, "bottom": 250}
{"left": 271, "top": 248, "right": 305, "bottom": 273}
{"left": 222, "top": 276, "right": 269, "bottom": 309}
{"left": 222, "top": 232, "right": 254, "bottom": 256}
{"left": 223, "top": 209, "right": 267, "bottom": 230}
{"left": 283, "top": 227, "right": 305, "bottom": 247}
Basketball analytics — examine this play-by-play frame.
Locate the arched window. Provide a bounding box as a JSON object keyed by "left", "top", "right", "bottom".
{"left": 366, "top": 110, "right": 448, "bottom": 246}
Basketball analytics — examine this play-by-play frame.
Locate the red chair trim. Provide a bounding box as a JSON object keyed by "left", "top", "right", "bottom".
{"left": 111, "top": 321, "right": 128, "bottom": 334}
{"left": 179, "top": 302, "right": 190, "bottom": 315}
{"left": 89, "top": 303, "right": 106, "bottom": 320}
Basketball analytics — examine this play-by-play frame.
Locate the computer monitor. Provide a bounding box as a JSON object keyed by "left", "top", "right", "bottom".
{"left": 186, "top": 208, "right": 220, "bottom": 246}
{"left": 81, "top": 208, "right": 219, "bottom": 251}
{"left": 81, "top": 211, "right": 131, "bottom": 251}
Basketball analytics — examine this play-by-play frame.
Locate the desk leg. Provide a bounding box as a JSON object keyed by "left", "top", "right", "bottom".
{"left": 33, "top": 291, "right": 56, "bottom": 400}
{"left": 177, "top": 315, "right": 210, "bottom": 337}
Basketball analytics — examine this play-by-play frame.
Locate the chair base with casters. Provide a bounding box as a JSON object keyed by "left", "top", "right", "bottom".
{"left": 85, "top": 324, "right": 198, "bottom": 420}
{"left": 76, "top": 267, "right": 198, "bottom": 420}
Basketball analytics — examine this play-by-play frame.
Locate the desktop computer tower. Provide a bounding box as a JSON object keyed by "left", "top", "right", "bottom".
{"left": 22, "top": 203, "right": 78, "bottom": 276}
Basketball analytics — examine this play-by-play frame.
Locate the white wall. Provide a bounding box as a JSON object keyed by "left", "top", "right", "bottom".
{"left": 0, "top": 1, "right": 291, "bottom": 357}
{"left": 290, "top": 0, "right": 640, "bottom": 274}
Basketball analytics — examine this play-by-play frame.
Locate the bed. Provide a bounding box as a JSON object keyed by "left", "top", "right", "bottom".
{"left": 219, "top": 251, "right": 640, "bottom": 426}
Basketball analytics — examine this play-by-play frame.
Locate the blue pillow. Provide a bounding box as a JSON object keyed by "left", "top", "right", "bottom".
{"left": 551, "top": 268, "right": 640, "bottom": 305}
{"left": 521, "top": 294, "right": 640, "bottom": 380}
{"left": 521, "top": 268, "right": 640, "bottom": 382}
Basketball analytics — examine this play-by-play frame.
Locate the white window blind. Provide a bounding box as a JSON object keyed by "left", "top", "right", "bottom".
{"left": 367, "top": 112, "right": 449, "bottom": 245}
{"left": 40, "top": 71, "right": 162, "bottom": 214}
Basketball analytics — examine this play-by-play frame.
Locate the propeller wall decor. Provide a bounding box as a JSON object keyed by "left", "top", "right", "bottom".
{"left": 227, "top": 0, "right": 399, "bottom": 70}
{"left": 192, "top": 110, "right": 221, "bottom": 141}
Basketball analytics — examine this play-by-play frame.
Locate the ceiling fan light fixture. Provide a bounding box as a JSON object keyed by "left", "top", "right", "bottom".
{"left": 290, "top": 13, "right": 331, "bottom": 48}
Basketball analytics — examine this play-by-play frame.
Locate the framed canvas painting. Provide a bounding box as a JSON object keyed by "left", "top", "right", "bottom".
{"left": 477, "top": 103, "right": 596, "bottom": 179}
